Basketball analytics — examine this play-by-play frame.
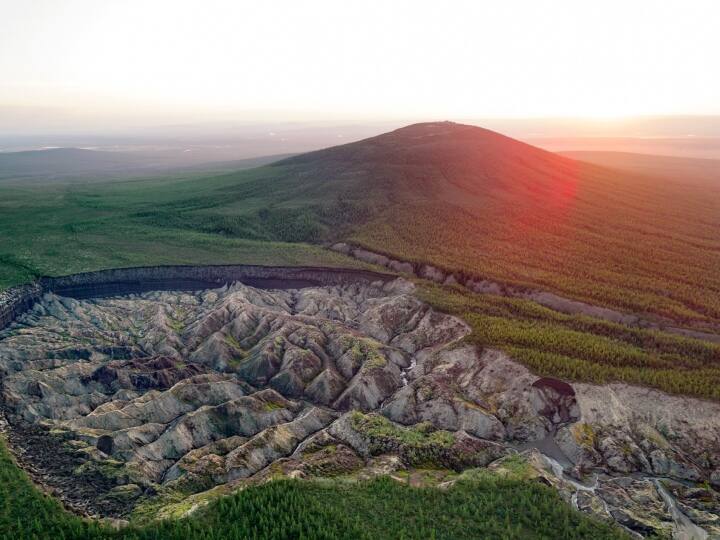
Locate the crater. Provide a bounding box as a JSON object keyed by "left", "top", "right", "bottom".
{"left": 0, "top": 276, "right": 470, "bottom": 517}
{"left": 3, "top": 270, "right": 716, "bottom": 538}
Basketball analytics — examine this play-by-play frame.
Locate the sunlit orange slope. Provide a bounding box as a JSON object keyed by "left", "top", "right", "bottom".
{"left": 228, "top": 122, "right": 720, "bottom": 327}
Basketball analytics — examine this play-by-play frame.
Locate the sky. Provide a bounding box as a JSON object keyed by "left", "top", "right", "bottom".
{"left": 1, "top": 0, "right": 719, "bottom": 133}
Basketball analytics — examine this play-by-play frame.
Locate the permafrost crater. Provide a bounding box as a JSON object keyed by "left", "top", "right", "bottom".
{"left": 1, "top": 276, "right": 718, "bottom": 537}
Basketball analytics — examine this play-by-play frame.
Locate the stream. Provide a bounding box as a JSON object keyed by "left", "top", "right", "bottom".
{"left": 540, "top": 454, "right": 600, "bottom": 508}
{"left": 653, "top": 480, "right": 708, "bottom": 540}
{"left": 400, "top": 357, "right": 417, "bottom": 386}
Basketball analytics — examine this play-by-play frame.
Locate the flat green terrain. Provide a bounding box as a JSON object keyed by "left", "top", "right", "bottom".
{"left": 0, "top": 170, "right": 362, "bottom": 290}
{"left": 0, "top": 438, "right": 625, "bottom": 540}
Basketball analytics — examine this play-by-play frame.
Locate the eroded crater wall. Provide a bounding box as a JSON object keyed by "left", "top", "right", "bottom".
{"left": 0, "top": 264, "right": 394, "bottom": 330}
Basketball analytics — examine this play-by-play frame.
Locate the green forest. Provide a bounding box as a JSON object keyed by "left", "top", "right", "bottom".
{"left": 0, "top": 439, "right": 625, "bottom": 540}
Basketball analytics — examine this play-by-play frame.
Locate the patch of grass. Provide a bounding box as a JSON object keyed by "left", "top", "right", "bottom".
{"left": 167, "top": 319, "right": 185, "bottom": 333}
{"left": 351, "top": 340, "right": 387, "bottom": 374}
{"left": 262, "top": 400, "right": 286, "bottom": 412}
{"left": 350, "top": 412, "right": 455, "bottom": 449}
{"left": 223, "top": 334, "right": 246, "bottom": 354}
{"left": 225, "top": 357, "right": 248, "bottom": 369}
{"left": 463, "top": 454, "right": 536, "bottom": 482}
{"left": 571, "top": 423, "right": 596, "bottom": 449}
{"left": 338, "top": 336, "right": 388, "bottom": 374}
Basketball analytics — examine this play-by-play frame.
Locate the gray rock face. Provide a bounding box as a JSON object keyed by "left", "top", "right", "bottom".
{"left": 529, "top": 378, "right": 580, "bottom": 427}
{"left": 382, "top": 348, "right": 548, "bottom": 442}
{"left": 569, "top": 382, "right": 720, "bottom": 483}
{"left": 0, "top": 279, "right": 468, "bottom": 515}
{"left": 1, "top": 279, "right": 718, "bottom": 537}
{"left": 381, "top": 344, "right": 720, "bottom": 537}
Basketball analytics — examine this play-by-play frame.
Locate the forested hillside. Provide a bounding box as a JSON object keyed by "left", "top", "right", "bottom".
{"left": 117, "top": 122, "right": 720, "bottom": 327}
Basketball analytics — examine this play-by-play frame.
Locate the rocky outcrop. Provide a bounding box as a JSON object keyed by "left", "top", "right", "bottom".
{"left": 382, "top": 348, "right": 549, "bottom": 441}
{"left": 558, "top": 382, "right": 720, "bottom": 483}
{"left": 327, "top": 411, "right": 508, "bottom": 470}
{"left": 0, "top": 282, "right": 42, "bottom": 330}
{"left": 530, "top": 378, "right": 580, "bottom": 428}
{"left": 381, "top": 344, "right": 720, "bottom": 538}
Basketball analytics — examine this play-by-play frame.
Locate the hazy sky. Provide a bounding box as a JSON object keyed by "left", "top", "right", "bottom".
{"left": 1, "top": 0, "right": 719, "bottom": 131}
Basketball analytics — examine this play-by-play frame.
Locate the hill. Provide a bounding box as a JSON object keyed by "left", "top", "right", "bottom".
{"left": 5, "top": 123, "right": 716, "bottom": 327}
{"left": 313, "top": 124, "right": 720, "bottom": 327}
{"left": 143, "top": 122, "right": 719, "bottom": 328}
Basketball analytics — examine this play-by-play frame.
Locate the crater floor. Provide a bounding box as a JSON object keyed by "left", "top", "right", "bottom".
{"left": 1, "top": 279, "right": 718, "bottom": 537}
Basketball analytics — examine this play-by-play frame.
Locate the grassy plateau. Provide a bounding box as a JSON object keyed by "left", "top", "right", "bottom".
{"left": 0, "top": 169, "right": 363, "bottom": 290}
